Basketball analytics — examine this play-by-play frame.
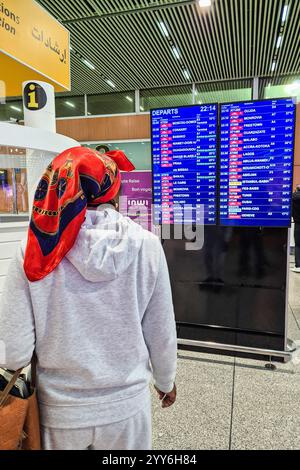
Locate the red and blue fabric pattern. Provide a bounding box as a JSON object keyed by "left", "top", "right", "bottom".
{"left": 24, "top": 146, "right": 135, "bottom": 282}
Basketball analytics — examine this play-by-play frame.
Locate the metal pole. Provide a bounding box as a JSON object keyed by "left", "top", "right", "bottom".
{"left": 135, "top": 89, "right": 140, "bottom": 114}
{"left": 177, "top": 338, "right": 295, "bottom": 360}
{"left": 84, "top": 94, "right": 88, "bottom": 116}
{"left": 192, "top": 83, "right": 196, "bottom": 104}
{"left": 252, "top": 77, "right": 259, "bottom": 100}
{"left": 11, "top": 168, "right": 18, "bottom": 214}
{"left": 284, "top": 228, "right": 291, "bottom": 351}
{"left": 63, "top": 0, "right": 196, "bottom": 25}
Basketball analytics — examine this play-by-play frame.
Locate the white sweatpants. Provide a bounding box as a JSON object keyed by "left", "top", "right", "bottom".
{"left": 41, "top": 404, "right": 152, "bottom": 450}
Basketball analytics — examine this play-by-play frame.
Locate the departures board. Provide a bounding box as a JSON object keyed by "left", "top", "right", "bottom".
{"left": 152, "top": 99, "right": 296, "bottom": 357}
{"left": 151, "top": 105, "right": 218, "bottom": 225}
{"left": 219, "top": 98, "right": 296, "bottom": 227}
{"left": 151, "top": 99, "right": 296, "bottom": 228}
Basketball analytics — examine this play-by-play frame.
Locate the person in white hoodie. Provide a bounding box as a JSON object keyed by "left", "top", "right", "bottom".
{"left": 0, "top": 147, "right": 177, "bottom": 450}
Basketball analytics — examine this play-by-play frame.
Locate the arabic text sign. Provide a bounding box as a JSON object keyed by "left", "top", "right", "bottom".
{"left": 0, "top": 0, "right": 70, "bottom": 91}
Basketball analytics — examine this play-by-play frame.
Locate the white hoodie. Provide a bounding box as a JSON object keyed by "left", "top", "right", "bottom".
{"left": 0, "top": 206, "right": 177, "bottom": 429}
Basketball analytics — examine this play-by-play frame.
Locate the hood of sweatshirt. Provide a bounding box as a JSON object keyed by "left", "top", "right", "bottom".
{"left": 66, "top": 205, "right": 144, "bottom": 282}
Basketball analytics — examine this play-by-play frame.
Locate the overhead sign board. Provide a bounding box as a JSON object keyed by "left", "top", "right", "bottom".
{"left": 0, "top": 0, "right": 70, "bottom": 96}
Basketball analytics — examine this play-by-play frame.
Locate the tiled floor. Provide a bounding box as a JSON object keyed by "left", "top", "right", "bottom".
{"left": 152, "top": 261, "right": 300, "bottom": 450}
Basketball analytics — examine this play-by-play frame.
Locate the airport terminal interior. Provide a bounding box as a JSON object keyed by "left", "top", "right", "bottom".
{"left": 0, "top": 0, "right": 300, "bottom": 451}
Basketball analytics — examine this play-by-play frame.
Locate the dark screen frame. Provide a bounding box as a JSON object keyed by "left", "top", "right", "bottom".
{"left": 149, "top": 98, "right": 297, "bottom": 229}
{"left": 218, "top": 96, "right": 297, "bottom": 228}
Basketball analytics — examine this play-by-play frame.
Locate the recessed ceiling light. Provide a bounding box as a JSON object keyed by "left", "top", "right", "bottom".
{"left": 271, "top": 61, "right": 276, "bottom": 72}
{"left": 183, "top": 69, "right": 191, "bottom": 80}
{"left": 10, "top": 105, "right": 21, "bottom": 112}
{"left": 158, "top": 21, "right": 169, "bottom": 37}
{"left": 140, "top": 106, "right": 145, "bottom": 111}
{"left": 199, "top": 101, "right": 202, "bottom": 104}
{"left": 276, "top": 35, "right": 282, "bottom": 49}
{"left": 199, "top": 0, "right": 212, "bottom": 7}
{"left": 126, "top": 96, "right": 133, "bottom": 102}
{"left": 82, "top": 59, "right": 95, "bottom": 70}
{"left": 171, "top": 46, "right": 180, "bottom": 59}
{"left": 106, "top": 79, "right": 116, "bottom": 88}
{"left": 281, "top": 4, "right": 289, "bottom": 23}
{"left": 87, "top": 112, "right": 92, "bottom": 115}
{"left": 65, "top": 101, "right": 75, "bottom": 108}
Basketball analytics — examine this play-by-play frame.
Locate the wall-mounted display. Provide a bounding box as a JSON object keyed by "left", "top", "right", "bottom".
{"left": 151, "top": 104, "right": 218, "bottom": 225}
{"left": 219, "top": 98, "right": 296, "bottom": 227}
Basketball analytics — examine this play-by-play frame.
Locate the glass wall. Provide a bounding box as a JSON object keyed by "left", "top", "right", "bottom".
{"left": 263, "top": 76, "right": 300, "bottom": 102}
{"left": 140, "top": 85, "right": 192, "bottom": 111}
{"left": 84, "top": 141, "right": 151, "bottom": 170}
{"left": 55, "top": 95, "right": 85, "bottom": 118}
{"left": 0, "top": 146, "right": 28, "bottom": 216}
{"left": 2, "top": 76, "right": 298, "bottom": 120}
{"left": 87, "top": 91, "right": 135, "bottom": 115}
{"left": 0, "top": 99, "right": 24, "bottom": 122}
{"left": 195, "top": 79, "right": 252, "bottom": 104}
{"left": 0, "top": 146, "right": 57, "bottom": 222}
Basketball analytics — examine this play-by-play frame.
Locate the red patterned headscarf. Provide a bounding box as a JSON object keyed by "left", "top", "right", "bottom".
{"left": 24, "top": 146, "right": 135, "bottom": 282}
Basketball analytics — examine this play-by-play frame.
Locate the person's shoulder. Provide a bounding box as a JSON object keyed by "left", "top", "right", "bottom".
{"left": 19, "top": 238, "right": 28, "bottom": 259}
{"left": 138, "top": 224, "right": 161, "bottom": 247}
{"left": 126, "top": 219, "right": 162, "bottom": 256}
{"left": 126, "top": 217, "right": 159, "bottom": 241}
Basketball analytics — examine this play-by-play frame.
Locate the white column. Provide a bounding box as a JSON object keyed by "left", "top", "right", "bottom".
{"left": 135, "top": 89, "right": 140, "bottom": 114}
{"left": 22, "top": 81, "right": 56, "bottom": 132}
{"left": 22, "top": 81, "right": 57, "bottom": 207}
{"left": 252, "top": 77, "right": 259, "bottom": 100}
{"left": 192, "top": 83, "right": 196, "bottom": 104}
{"left": 84, "top": 94, "right": 88, "bottom": 116}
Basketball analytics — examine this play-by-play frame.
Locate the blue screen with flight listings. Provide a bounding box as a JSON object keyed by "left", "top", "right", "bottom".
{"left": 219, "top": 98, "right": 296, "bottom": 227}
{"left": 151, "top": 104, "right": 218, "bottom": 225}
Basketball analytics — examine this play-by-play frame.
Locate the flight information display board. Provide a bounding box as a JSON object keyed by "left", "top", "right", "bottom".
{"left": 220, "top": 98, "right": 295, "bottom": 227}
{"left": 151, "top": 104, "right": 218, "bottom": 224}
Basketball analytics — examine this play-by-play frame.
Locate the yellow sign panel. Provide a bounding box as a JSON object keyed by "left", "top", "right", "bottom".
{"left": 0, "top": 0, "right": 70, "bottom": 96}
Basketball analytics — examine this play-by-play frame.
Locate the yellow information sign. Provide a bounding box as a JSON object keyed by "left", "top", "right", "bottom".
{"left": 0, "top": 0, "right": 70, "bottom": 96}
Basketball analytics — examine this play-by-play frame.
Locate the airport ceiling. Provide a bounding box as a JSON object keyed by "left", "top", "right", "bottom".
{"left": 36, "top": 0, "right": 300, "bottom": 96}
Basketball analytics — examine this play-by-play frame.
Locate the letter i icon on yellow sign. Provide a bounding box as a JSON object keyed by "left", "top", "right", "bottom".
{"left": 23, "top": 82, "right": 47, "bottom": 111}
{"left": 28, "top": 83, "right": 39, "bottom": 109}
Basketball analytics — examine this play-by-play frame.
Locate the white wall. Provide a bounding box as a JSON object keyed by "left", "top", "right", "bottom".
{"left": 0, "top": 223, "right": 28, "bottom": 303}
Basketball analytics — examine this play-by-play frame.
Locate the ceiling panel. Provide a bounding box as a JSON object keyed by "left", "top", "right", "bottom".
{"left": 35, "top": 0, "right": 300, "bottom": 96}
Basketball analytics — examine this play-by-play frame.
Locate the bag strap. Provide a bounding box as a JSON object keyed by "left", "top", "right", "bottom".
{"left": 30, "top": 353, "right": 37, "bottom": 389}
{"left": 0, "top": 351, "right": 37, "bottom": 407}
{"left": 0, "top": 368, "right": 24, "bottom": 407}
